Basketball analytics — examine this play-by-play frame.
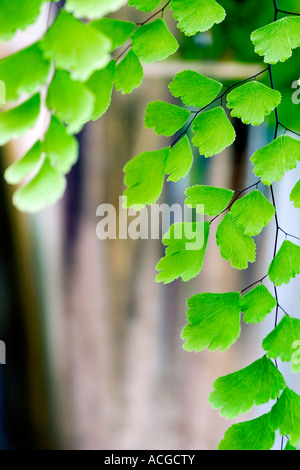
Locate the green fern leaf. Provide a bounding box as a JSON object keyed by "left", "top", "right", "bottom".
{"left": 251, "top": 17, "right": 300, "bottom": 64}
{"left": 43, "top": 117, "right": 79, "bottom": 174}
{"left": 185, "top": 185, "right": 234, "bottom": 216}
{"left": 226, "top": 81, "right": 281, "bottom": 126}
{"left": 209, "top": 356, "right": 285, "bottom": 418}
{"left": 181, "top": 292, "right": 241, "bottom": 352}
{"left": 216, "top": 212, "right": 256, "bottom": 270}
{"left": 168, "top": 70, "right": 223, "bottom": 108}
{"left": 192, "top": 107, "right": 236, "bottom": 157}
{"left": 0, "top": 43, "right": 50, "bottom": 102}
{"left": 284, "top": 440, "right": 297, "bottom": 450}
{"left": 230, "top": 189, "right": 275, "bottom": 236}
{"left": 250, "top": 135, "right": 300, "bottom": 185}
{"left": 241, "top": 285, "right": 276, "bottom": 324}
{"left": 114, "top": 50, "right": 143, "bottom": 95}
{"left": 129, "top": 0, "right": 161, "bottom": 11}
{"left": 13, "top": 157, "right": 66, "bottom": 213}
{"left": 156, "top": 222, "right": 210, "bottom": 284}
{"left": 90, "top": 18, "right": 135, "bottom": 51}
{"left": 131, "top": 19, "right": 179, "bottom": 63}
{"left": 268, "top": 240, "right": 300, "bottom": 286}
{"left": 65, "top": 0, "right": 127, "bottom": 19}
{"left": 0, "top": 0, "right": 52, "bottom": 41}
{"left": 39, "top": 10, "right": 111, "bottom": 81}
{"left": 123, "top": 147, "right": 169, "bottom": 208}
{"left": 270, "top": 388, "right": 300, "bottom": 446}
{"left": 290, "top": 180, "right": 300, "bottom": 209}
{"left": 218, "top": 413, "right": 275, "bottom": 450}
{"left": 145, "top": 101, "right": 190, "bottom": 136}
{"left": 46, "top": 70, "right": 95, "bottom": 134}
{"left": 5, "top": 117, "right": 78, "bottom": 184}
{"left": 165, "top": 136, "right": 193, "bottom": 182}
{"left": 85, "top": 61, "right": 116, "bottom": 120}
{"left": 0, "top": 94, "right": 40, "bottom": 146}
{"left": 262, "top": 316, "right": 300, "bottom": 373}
{"left": 4, "top": 141, "right": 43, "bottom": 185}
{"left": 170, "top": 0, "right": 226, "bottom": 36}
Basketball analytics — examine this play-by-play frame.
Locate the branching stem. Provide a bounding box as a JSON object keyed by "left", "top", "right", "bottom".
{"left": 117, "top": 0, "right": 171, "bottom": 62}
{"left": 171, "top": 68, "right": 269, "bottom": 147}
{"left": 241, "top": 275, "right": 268, "bottom": 293}
{"left": 209, "top": 181, "right": 261, "bottom": 224}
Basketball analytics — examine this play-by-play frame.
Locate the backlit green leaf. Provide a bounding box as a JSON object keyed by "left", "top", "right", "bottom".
{"left": 251, "top": 17, "right": 300, "bottom": 64}
{"left": 4, "top": 141, "right": 42, "bottom": 185}
{"left": 192, "top": 107, "right": 236, "bottom": 158}
{"left": 114, "top": 50, "right": 143, "bottom": 94}
{"left": 181, "top": 292, "right": 241, "bottom": 352}
{"left": 90, "top": 18, "right": 135, "bottom": 51}
{"left": 131, "top": 19, "right": 179, "bottom": 63}
{"left": 241, "top": 285, "right": 276, "bottom": 324}
{"left": 129, "top": 0, "right": 161, "bottom": 11}
{"left": 0, "top": 94, "right": 40, "bottom": 146}
{"left": 216, "top": 212, "right": 256, "bottom": 270}
{"left": 0, "top": 0, "right": 47, "bottom": 41}
{"left": 251, "top": 135, "right": 300, "bottom": 186}
{"left": 284, "top": 441, "right": 297, "bottom": 451}
{"left": 209, "top": 356, "right": 285, "bottom": 418}
{"left": 46, "top": 70, "right": 95, "bottom": 134}
{"left": 268, "top": 240, "right": 300, "bottom": 286}
{"left": 218, "top": 413, "right": 275, "bottom": 450}
{"left": 290, "top": 180, "right": 300, "bottom": 208}
{"left": 43, "top": 117, "right": 79, "bottom": 174}
{"left": 65, "top": 0, "right": 127, "bottom": 19}
{"left": 262, "top": 316, "right": 300, "bottom": 373}
{"left": 85, "top": 61, "right": 116, "bottom": 120}
{"left": 170, "top": 0, "right": 226, "bottom": 36}
{"left": 123, "top": 147, "right": 170, "bottom": 208}
{"left": 230, "top": 189, "right": 275, "bottom": 236}
{"left": 156, "top": 222, "right": 210, "bottom": 284}
{"left": 168, "top": 70, "right": 223, "bottom": 108}
{"left": 145, "top": 101, "right": 190, "bottom": 136}
{"left": 185, "top": 185, "right": 234, "bottom": 216}
{"left": 0, "top": 43, "right": 50, "bottom": 102}
{"left": 270, "top": 388, "right": 300, "bottom": 446}
{"left": 13, "top": 157, "right": 66, "bottom": 213}
{"left": 165, "top": 136, "right": 193, "bottom": 182}
{"left": 226, "top": 81, "right": 281, "bottom": 126}
{"left": 39, "top": 10, "right": 111, "bottom": 81}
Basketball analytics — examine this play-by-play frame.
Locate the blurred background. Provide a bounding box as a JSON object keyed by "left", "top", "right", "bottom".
{"left": 0, "top": 0, "right": 299, "bottom": 450}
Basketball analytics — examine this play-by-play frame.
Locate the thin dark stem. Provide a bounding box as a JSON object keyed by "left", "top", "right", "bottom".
{"left": 241, "top": 275, "right": 268, "bottom": 293}
{"left": 278, "top": 227, "right": 300, "bottom": 241}
{"left": 277, "top": 9, "right": 300, "bottom": 16}
{"left": 210, "top": 181, "right": 261, "bottom": 224}
{"left": 278, "top": 305, "right": 290, "bottom": 316}
{"left": 117, "top": 0, "right": 171, "bottom": 60}
{"left": 278, "top": 122, "right": 300, "bottom": 137}
{"left": 268, "top": 65, "right": 279, "bottom": 138}
{"left": 268, "top": 22, "right": 282, "bottom": 356}
{"left": 270, "top": 186, "right": 279, "bottom": 257}
{"left": 161, "top": 0, "right": 171, "bottom": 18}
{"left": 217, "top": 67, "right": 269, "bottom": 103}
{"left": 267, "top": 14, "right": 300, "bottom": 356}
{"left": 171, "top": 68, "right": 269, "bottom": 147}
{"left": 116, "top": 44, "right": 131, "bottom": 62}
{"left": 137, "top": 0, "right": 171, "bottom": 25}
{"left": 273, "top": 1, "right": 278, "bottom": 20}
